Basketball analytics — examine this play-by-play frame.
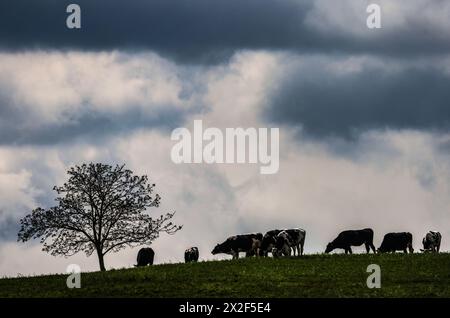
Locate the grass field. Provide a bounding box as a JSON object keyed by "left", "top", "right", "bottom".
{"left": 0, "top": 253, "right": 449, "bottom": 297}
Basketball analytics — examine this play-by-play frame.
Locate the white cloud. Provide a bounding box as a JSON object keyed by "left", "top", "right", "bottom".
{"left": 0, "top": 51, "right": 197, "bottom": 128}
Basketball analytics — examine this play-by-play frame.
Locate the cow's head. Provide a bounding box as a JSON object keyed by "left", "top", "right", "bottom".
{"left": 271, "top": 247, "right": 280, "bottom": 258}
{"left": 325, "top": 242, "right": 334, "bottom": 254}
{"left": 260, "top": 236, "right": 275, "bottom": 253}
{"left": 275, "top": 236, "right": 286, "bottom": 249}
{"left": 211, "top": 244, "right": 221, "bottom": 255}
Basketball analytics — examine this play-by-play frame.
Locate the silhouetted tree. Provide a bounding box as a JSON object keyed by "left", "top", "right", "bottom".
{"left": 18, "top": 163, "right": 181, "bottom": 271}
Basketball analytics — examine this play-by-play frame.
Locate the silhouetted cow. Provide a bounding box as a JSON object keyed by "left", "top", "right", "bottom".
{"left": 421, "top": 231, "right": 441, "bottom": 253}
{"left": 135, "top": 247, "right": 155, "bottom": 266}
{"left": 212, "top": 233, "right": 263, "bottom": 259}
{"left": 378, "top": 232, "right": 413, "bottom": 253}
{"left": 185, "top": 247, "right": 199, "bottom": 263}
{"left": 325, "top": 228, "right": 376, "bottom": 254}
{"left": 273, "top": 229, "right": 306, "bottom": 257}
{"left": 260, "top": 229, "right": 282, "bottom": 256}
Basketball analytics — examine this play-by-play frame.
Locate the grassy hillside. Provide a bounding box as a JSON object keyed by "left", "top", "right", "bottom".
{"left": 1, "top": 253, "right": 449, "bottom": 297}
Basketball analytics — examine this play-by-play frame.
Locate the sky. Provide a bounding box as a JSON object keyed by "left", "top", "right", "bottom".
{"left": 1, "top": 0, "right": 450, "bottom": 276}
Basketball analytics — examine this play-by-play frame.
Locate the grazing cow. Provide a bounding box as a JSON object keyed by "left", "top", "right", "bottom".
{"left": 273, "top": 231, "right": 294, "bottom": 257}
{"left": 325, "top": 228, "right": 376, "bottom": 254}
{"left": 421, "top": 231, "right": 441, "bottom": 253}
{"left": 212, "top": 233, "right": 263, "bottom": 259}
{"left": 273, "top": 229, "right": 306, "bottom": 257}
{"left": 378, "top": 232, "right": 414, "bottom": 253}
{"left": 135, "top": 247, "right": 155, "bottom": 266}
{"left": 184, "top": 247, "right": 199, "bottom": 263}
{"left": 259, "top": 229, "right": 282, "bottom": 256}
{"left": 285, "top": 228, "right": 306, "bottom": 256}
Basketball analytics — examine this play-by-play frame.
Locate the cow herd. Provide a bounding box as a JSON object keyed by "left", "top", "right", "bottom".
{"left": 134, "top": 229, "right": 442, "bottom": 266}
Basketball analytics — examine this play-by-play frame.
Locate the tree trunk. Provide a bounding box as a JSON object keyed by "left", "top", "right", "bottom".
{"left": 96, "top": 249, "right": 106, "bottom": 272}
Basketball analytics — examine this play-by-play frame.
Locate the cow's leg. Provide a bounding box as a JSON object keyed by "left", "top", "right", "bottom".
{"left": 348, "top": 247, "right": 353, "bottom": 254}
{"left": 365, "top": 243, "right": 370, "bottom": 254}
{"left": 283, "top": 245, "right": 291, "bottom": 257}
{"left": 370, "top": 243, "right": 376, "bottom": 254}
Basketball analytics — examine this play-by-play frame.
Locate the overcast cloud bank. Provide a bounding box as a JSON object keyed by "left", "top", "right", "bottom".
{"left": 0, "top": 1, "right": 450, "bottom": 276}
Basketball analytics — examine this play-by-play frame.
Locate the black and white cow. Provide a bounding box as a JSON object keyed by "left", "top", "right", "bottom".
{"left": 273, "top": 231, "right": 293, "bottom": 257}
{"left": 259, "top": 229, "right": 282, "bottom": 257}
{"left": 421, "top": 231, "right": 441, "bottom": 253}
{"left": 212, "top": 233, "right": 263, "bottom": 259}
{"left": 184, "top": 247, "right": 199, "bottom": 263}
{"left": 135, "top": 247, "right": 155, "bottom": 266}
{"left": 378, "top": 232, "right": 414, "bottom": 253}
{"left": 325, "top": 228, "right": 376, "bottom": 254}
{"left": 273, "top": 229, "right": 306, "bottom": 257}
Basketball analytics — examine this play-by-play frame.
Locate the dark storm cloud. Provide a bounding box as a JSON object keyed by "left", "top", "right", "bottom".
{"left": 0, "top": 103, "right": 187, "bottom": 146}
{"left": 1, "top": 0, "right": 450, "bottom": 63}
{"left": 0, "top": 0, "right": 309, "bottom": 63}
{"left": 0, "top": 216, "right": 19, "bottom": 242}
{"left": 267, "top": 65, "right": 450, "bottom": 139}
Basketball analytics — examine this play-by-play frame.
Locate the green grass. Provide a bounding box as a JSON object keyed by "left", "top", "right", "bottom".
{"left": 1, "top": 253, "right": 449, "bottom": 297}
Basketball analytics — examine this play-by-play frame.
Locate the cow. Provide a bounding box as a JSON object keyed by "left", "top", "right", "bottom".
{"left": 273, "top": 229, "right": 306, "bottom": 257}
{"left": 135, "top": 247, "right": 155, "bottom": 266}
{"left": 285, "top": 228, "right": 306, "bottom": 256}
{"left": 259, "top": 229, "right": 282, "bottom": 257}
{"left": 212, "top": 233, "right": 263, "bottom": 259}
{"left": 185, "top": 247, "right": 199, "bottom": 263}
{"left": 421, "top": 231, "right": 441, "bottom": 253}
{"left": 273, "top": 231, "right": 294, "bottom": 257}
{"left": 378, "top": 232, "right": 414, "bottom": 254}
{"left": 325, "top": 228, "right": 376, "bottom": 254}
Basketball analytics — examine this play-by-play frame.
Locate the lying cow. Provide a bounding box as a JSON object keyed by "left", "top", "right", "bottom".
{"left": 325, "top": 228, "right": 376, "bottom": 254}
{"left": 272, "top": 229, "right": 306, "bottom": 257}
{"left": 421, "top": 231, "right": 441, "bottom": 253}
{"left": 185, "top": 247, "right": 199, "bottom": 263}
{"left": 135, "top": 247, "right": 155, "bottom": 266}
{"left": 212, "top": 233, "right": 263, "bottom": 259}
{"left": 259, "top": 229, "right": 282, "bottom": 257}
{"left": 378, "top": 232, "right": 414, "bottom": 253}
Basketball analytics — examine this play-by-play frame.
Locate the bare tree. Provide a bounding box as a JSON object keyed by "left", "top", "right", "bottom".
{"left": 18, "top": 163, "right": 181, "bottom": 271}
